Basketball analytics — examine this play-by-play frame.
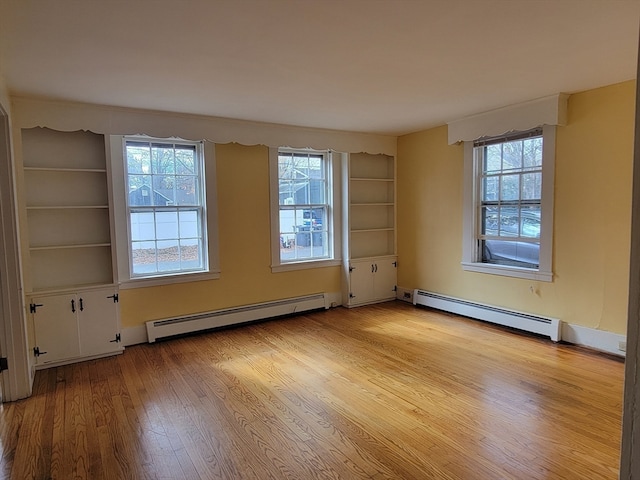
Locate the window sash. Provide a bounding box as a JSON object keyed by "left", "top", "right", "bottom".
{"left": 276, "top": 149, "right": 332, "bottom": 263}
{"left": 473, "top": 131, "right": 543, "bottom": 268}
{"left": 124, "top": 138, "right": 207, "bottom": 277}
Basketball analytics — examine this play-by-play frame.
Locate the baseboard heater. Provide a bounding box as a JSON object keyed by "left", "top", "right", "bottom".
{"left": 146, "top": 293, "right": 328, "bottom": 343}
{"left": 413, "top": 290, "right": 561, "bottom": 341}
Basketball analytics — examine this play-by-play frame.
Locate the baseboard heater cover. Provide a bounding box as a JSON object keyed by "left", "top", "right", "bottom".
{"left": 146, "top": 293, "right": 328, "bottom": 343}
{"left": 413, "top": 290, "right": 561, "bottom": 342}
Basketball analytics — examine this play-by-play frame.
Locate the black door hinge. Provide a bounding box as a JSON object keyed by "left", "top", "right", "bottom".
{"left": 392, "top": 261, "right": 397, "bottom": 267}
{"left": 107, "top": 294, "right": 119, "bottom": 303}
{"left": 349, "top": 266, "right": 354, "bottom": 272}
{"left": 33, "top": 347, "right": 47, "bottom": 357}
{"left": 0, "top": 357, "right": 8, "bottom": 372}
{"left": 110, "top": 333, "right": 121, "bottom": 343}
{"left": 30, "top": 303, "right": 43, "bottom": 313}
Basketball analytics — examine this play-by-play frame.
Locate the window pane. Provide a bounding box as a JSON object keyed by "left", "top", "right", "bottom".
{"left": 503, "top": 140, "right": 523, "bottom": 170}
{"left": 278, "top": 155, "right": 295, "bottom": 180}
{"left": 498, "top": 207, "right": 519, "bottom": 237}
{"left": 128, "top": 176, "right": 152, "bottom": 206}
{"left": 151, "top": 175, "right": 173, "bottom": 205}
{"left": 176, "top": 176, "right": 197, "bottom": 205}
{"left": 521, "top": 206, "right": 541, "bottom": 239}
{"left": 180, "top": 239, "right": 202, "bottom": 269}
{"left": 132, "top": 241, "right": 157, "bottom": 275}
{"left": 151, "top": 145, "right": 175, "bottom": 174}
{"left": 310, "top": 180, "right": 325, "bottom": 204}
{"left": 130, "top": 211, "right": 155, "bottom": 241}
{"left": 524, "top": 137, "right": 543, "bottom": 169}
{"left": 126, "top": 144, "right": 151, "bottom": 174}
{"left": 484, "top": 145, "right": 502, "bottom": 173}
{"left": 157, "top": 240, "right": 180, "bottom": 271}
{"left": 175, "top": 146, "right": 196, "bottom": 174}
{"left": 481, "top": 206, "right": 499, "bottom": 235}
{"left": 482, "top": 238, "right": 539, "bottom": 268}
{"left": 500, "top": 174, "right": 520, "bottom": 201}
{"left": 179, "top": 210, "right": 199, "bottom": 238}
{"left": 522, "top": 172, "right": 541, "bottom": 200}
{"left": 155, "top": 211, "right": 178, "bottom": 240}
{"left": 309, "top": 156, "right": 323, "bottom": 178}
{"left": 482, "top": 176, "right": 499, "bottom": 202}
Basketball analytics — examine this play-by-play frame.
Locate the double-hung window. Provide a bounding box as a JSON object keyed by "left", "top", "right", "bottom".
{"left": 462, "top": 126, "right": 555, "bottom": 281}
{"left": 124, "top": 138, "right": 208, "bottom": 278}
{"left": 269, "top": 147, "right": 341, "bottom": 271}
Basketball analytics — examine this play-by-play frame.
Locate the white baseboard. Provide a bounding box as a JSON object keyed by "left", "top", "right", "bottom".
{"left": 122, "top": 325, "right": 148, "bottom": 346}
{"left": 562, "top": 323, "right": 626, "bottom": 357}
{"left": 396, "top": 286, "right": 414, "bottom": 303}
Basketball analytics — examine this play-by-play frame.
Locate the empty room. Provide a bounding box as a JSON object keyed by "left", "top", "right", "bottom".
{"left": 1, "top": 1, "right": 640, "bottom": 479}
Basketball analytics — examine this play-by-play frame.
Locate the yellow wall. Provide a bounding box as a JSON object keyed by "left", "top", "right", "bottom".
{"left": 120, "top": 143, "right": 341, "bottom": 328}
{"left": 397, "top": 80, "right": 635, "bottom": 334}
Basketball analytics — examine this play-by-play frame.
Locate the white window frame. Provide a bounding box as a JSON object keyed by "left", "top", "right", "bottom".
{"left": 462, "top": 125, "right": 555, "bottom": 282}
{"left": 109, "top": 135, "right": 220, "bottom": 288}
{"left": 269, "top": 147, "right": 341, "bottom": 272}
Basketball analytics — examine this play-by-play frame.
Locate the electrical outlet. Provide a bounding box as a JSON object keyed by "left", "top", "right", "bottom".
{"left": 619, "top": 341, "right": 627, "bottom": 352}
{"left": 403, "top": 292, "right": 411, "bottom": 299}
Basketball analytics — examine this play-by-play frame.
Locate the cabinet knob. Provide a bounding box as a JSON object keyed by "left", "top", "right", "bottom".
{"left": 79, "top": 298, "right": 84, "bottom": 312}
{"left": 71, "top": 299, "right": 75, "bottom": 313}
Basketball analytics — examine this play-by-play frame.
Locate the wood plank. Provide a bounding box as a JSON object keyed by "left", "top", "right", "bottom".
{"left": 0, "top": 302, "right": 625, "bottom": 479}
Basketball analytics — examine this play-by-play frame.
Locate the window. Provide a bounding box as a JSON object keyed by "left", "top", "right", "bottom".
{"left": 462, "top": 126, "right": 555, "bottom": 281}
{"left": 123, "top": 138, "right": 209, "bottom": 279}
{"left": 269, "top": 147, "right": 341, "bottom": 272}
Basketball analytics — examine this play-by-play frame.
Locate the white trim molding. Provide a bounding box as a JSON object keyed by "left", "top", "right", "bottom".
{"left": 561, "top": 323, "right": 626, "bottom": 357}
{"left": 12, "top": 97, "right": 397, "bottom": 156}
{"left": 447, "top": 94, "right": 568, "bottom": 145}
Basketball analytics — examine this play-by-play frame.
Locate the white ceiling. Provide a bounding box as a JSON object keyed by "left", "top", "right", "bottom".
{"left": 1, "top": 0, "right": 639, "bottom": 136}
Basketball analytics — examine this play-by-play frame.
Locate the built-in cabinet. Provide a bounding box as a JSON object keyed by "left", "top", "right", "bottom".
{"left": 30, "top": 287, "right": 121, "bottom": 366}
{"left": 343, "top": 152, "right": 397, "bottom": 306}
{"left": 347, "top": 257, "right": 397, "bottom": 306}
{"left": 20, "top": 127, "right": 121, "bottom": 367}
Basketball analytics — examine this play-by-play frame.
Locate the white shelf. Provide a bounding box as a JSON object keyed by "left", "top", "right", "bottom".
{"left": 27, "top": 205, "right": 109, "bottom": 210}
{"left": 345, "top": 153, "right": 396, "bottom": 260}
{"left": 23, "top": 167, "right": 107, "bottom": 173}
{"left": 351, "top": 228, "right": 394, "bottom": 233}
{"left": 350, "top": 177, "right": 394, "bottom": 182}
{"left": 21, "top": 127, "right": 114, "bottom": 291}
{"left": 30, "top": 243, "right": 111, "bottom": 251}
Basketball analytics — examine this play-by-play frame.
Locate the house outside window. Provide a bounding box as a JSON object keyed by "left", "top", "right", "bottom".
{"left": 462, "top": 125, "right": 555, "bottom": 281}
{"left": 124, "top": 138, "right": 207, "bottom": 278}
{"left": 269, "top": 147, "right": 341, "bottom": 272}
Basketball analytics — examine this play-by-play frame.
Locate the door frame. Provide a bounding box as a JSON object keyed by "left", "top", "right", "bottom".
{"left": 0, "top": 101, "right": 32, "bottom": 401}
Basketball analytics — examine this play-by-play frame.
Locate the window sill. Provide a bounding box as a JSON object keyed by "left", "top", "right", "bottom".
{"left": 271, "top": 259, "right": 341, "bottom": 273}
{"left": 119, "top": 270, "right": 221, "bottom": 289}
{"left": 461, "top": 262, "right": 552, "bottom": 282}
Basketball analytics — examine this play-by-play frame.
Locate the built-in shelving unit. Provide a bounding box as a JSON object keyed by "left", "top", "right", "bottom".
{"left": 21, "top": 127, "right": 122, "bottom": 368}
{"left": 21, "top": 127, "right": 114, "bottom": 292}
{"left": 343, "top": 152, "right": 397, "bottom": 306}
{"left": 348, "top": 152, "right": 396, "bottom": 259}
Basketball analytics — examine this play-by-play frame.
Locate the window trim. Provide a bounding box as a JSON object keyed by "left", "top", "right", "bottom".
{"left": 109, "top": 135, "right": 220, "bottom": 289}
{"left": 268, "top": 147, "right": 341, "bottom": 272}
{"left": 462, "top": 125, "right": 555, "bottom": 282}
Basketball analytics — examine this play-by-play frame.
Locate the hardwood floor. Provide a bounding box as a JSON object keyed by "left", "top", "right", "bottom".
{"left": 0, "top": 302, "right": 624, "bottom": 479}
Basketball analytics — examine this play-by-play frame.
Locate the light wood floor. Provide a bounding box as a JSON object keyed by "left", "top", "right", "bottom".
{"left": 0, "top": 302, "right": 624, "bottom": 479}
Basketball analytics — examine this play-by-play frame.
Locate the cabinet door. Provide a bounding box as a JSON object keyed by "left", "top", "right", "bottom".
{"left": 78, "top": 289, "right": 120, "bottom": 357}
{"left": 373, "top": 259, "right": 397, "bottom": 301}
{"left": 32, "top": 294, "right": 80, "bottom": 365}
{"left": 348, "top": 260, "right": 374, "bottom": 305}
